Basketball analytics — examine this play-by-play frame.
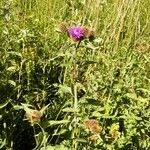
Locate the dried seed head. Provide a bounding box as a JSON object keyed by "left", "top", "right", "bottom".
{"left": 84, "top": 119, "right": 102, "bottom": 134}
{"left": 82, "top": 26, "right": 90, "bottom": 37}
{"left": 26, "top": 110, "right": 42, "bottom": 122}
{"left": 88, "top": 29, "right": 95, "bottom": 38}
{"left": 136, "top": 41, "right": 150, "bottom": 53}
{"left": 82, "top": 26, "right": 95, "bottom": 40}
{"left": 56, "top": 22, "right": 68, "bottom": 33}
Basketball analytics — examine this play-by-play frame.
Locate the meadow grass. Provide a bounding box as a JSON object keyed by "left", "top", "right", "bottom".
{"left": 0, "top": 0, "right": 150, "bottom": 149}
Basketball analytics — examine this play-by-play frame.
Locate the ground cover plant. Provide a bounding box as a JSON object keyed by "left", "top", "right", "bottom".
{"left": 0, "top": 0, "right": 150, "bottom": 149}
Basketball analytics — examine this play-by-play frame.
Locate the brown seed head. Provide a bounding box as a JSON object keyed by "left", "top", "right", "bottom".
{"left": 82, "top": 26, "right": 95, "bottom": 40}
{"left": 136, "top": 42, "right": 150, "bottom": 53}
{"left": 82, "top": 26, "right": 90, "bottom": 37}
{"left": 84, "top": 119, "right": 102, "bottom": 134}
{"left": 26, "top": 110, "right": 42, "bottom": 122}
{"left": 57, "top": 22, "right": 68, "bottom": 33}
{"left": 88, "top": 29, "right": 95, "bottom": 38}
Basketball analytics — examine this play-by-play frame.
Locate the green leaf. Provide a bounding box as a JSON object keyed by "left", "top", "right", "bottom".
{"left": 94, "top": 37, "right": 103, "bottom": 44}
{"left": 62, "top": 107, "right": 74, "bottom": 112}
{"left": 21, "top": 103, "right": 34, "bottom": 112}
{"left": 53, "top": 129, "right": 67, "bottom": 135}
{"left": 0, "top": 139, "right": 6, "bottom": 149}
{"left": 40, "top": 144, "right": 69, "bottom": 150}
{"left": 49, "top": 53, "right": 65, "bottom": 61}
{"left": 7, "top": 51, "right": 22, "bottom": 58}
{"left": 130, "top": 114, "right": 142, "bottom": 121}
{"left": 58, "top": 85, "right": 72, "bottom": 95}
{"left": 76, "top": 138, "right": 87, "bottom": 143}
{"left": 8, "top": 80, "right": 16, "bottom": 87}
{"left": 40, "top": 146, "right": 55, "bottom": 150}
{"left": 48, "top": 120, "right": 69, "bottom": 126}
{"left": 42, "top": 120, "right": 69, "bottom": 128}
{"left": 0, "top": 102, "right": 8, "bottom": 109}
{"left": 40, "top": 104, "right": 50, "bottom": 115}
{"left": 83, "top": 42, "right": 98, "bottom": 50}
{"left": 7, "top": 66, "right": 17, "bottom": 72}
{"left": 83, "top": 97, "right": 101, "bottom": 106}
{"left": 12, "top": 105, "right": 24, "bottom": 110}
{"left": 126, "top": 93, "right": 148, "bottom": 103}
{"left": 92, "top": 111, "right": 101, "bottom": 117}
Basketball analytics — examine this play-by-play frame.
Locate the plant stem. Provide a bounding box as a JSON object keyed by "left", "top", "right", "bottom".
{"left": 72, "top": 41, "right": 81, "bottom": 150}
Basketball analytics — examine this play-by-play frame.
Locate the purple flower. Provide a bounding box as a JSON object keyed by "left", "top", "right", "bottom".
{"left": 68, "top": 26, "right": 84, "bottom": 41}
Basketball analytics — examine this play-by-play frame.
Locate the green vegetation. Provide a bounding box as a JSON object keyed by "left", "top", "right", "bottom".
{"left": 0, "top": 0, "right": 150, "bottom": 149}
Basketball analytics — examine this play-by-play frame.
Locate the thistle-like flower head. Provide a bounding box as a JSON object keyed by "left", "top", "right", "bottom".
{"left": 68, "top": 26, "right": 84, "bottom": 41}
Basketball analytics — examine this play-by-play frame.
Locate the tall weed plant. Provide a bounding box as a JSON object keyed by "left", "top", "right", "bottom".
{"left": 0, "top": 0, "right": 150, "bottom": 149}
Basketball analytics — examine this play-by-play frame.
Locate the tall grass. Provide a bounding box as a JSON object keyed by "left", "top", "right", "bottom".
{"left": 0, "top": 0, "right": 150, "bottom": 149}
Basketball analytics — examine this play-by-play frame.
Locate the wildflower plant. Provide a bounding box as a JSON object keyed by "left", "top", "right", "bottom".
{"left": 57, "top": 22, "right": 96, "bottom": 149}
{"left": 0, "top": 1, "right": 150, "bottom": 150}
